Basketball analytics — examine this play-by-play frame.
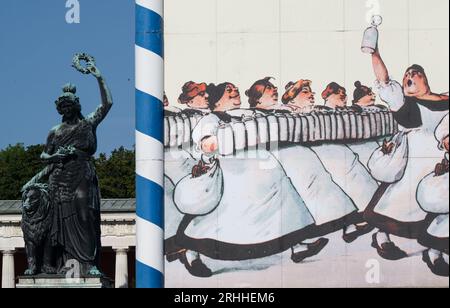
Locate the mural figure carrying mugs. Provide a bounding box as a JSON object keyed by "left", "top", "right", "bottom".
{"left": 365, "top": 27, "right": 449, "bottom": 266}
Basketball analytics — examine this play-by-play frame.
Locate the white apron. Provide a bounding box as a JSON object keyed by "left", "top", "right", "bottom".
{"left": 165, "top": 176, "right": 184, "bottom": 240}
{"left": 311, "top": 143, "right": 379, "bottom": 212}
{"left": 374, "top": 106, "right": 448, "bottom": 222}
{"left": 416, "top": 160, "right": 449, "bottom": 244}
{"left": 427, "top": 214, "right": 449, "bottom": 239}
{"left": 164, "top": 148, "right": 197, "bottom": 239}
{"left": 348, "top": 141, "right": 381, "bottom": 168}
{"left": 277, "top": 145, "right": 358, "bottom": 226}
{"left": 181, "top": 150, "right": 315, "bottom": 245}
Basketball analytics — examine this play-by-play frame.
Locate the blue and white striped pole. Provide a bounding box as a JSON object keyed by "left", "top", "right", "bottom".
{"left": 135, "top": 0, "right": 164, "bottom": 288}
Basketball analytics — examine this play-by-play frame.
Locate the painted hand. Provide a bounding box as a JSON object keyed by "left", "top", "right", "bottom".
{"left": 191, "top": 160, "right": 211, "bottom": 178}
{"left": 434, "top": 159, "right": 449, "bottom": 176}
{"left": 200, "top": 135, "right": 218, "bottom": 154}
{"left": 381, "top": 140, "right": 395, "bottom": 155}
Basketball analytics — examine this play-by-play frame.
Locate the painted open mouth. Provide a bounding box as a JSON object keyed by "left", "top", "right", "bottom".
{"left": 407, "top": 79, "right": 413, "bottom": 87}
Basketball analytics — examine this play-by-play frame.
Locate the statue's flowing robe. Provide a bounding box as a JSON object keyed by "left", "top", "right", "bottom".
{"left": 47, "top": 104, "right": 111, "bottom": 269}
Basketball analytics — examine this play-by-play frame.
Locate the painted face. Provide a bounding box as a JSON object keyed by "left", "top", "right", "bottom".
{"left": 258, "top": 83, "right": 279, "bottom": 108}
{"left": 163, "top": 95, "right": 169, "bottom": 107}
{"left": 356, "top": 90, "right": 376, "bottom": 107}
{"left": 188, "top": 91, "right": 210, "bottom": 110}
{"left": 327, "top": 88, "right": 348, "bottom": 108}
{"left": 403, "top": 69, "right": 430, "bottom": 97}
{"left": 291, "top": 86, "right": 316, "bottom": 108}
{"left": 201, "top": 135, "right": 218, "bottom": 154}
{"left": 443, "top": 136, "right": 449, "bottom": 153}
{"left": 214, "top": 84, "right": 242, "bottom": 112}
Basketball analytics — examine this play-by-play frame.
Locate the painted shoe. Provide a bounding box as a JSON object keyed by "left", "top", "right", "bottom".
{"left": 422, "top": 250, "right": 449, "bottom": 277}
{"left": 343, "top": 224, "right": 375, "bottom": 244}
{"left": 166, "top": 250, "right": 186, "bottom": 263}
{"left": 180, "top": 252, "right": 213, "bottom": 278}
{"left": 291, "top": 238, "right": 329, "bottom": 263}
{"left": 371, "top": 233, "right": 408, "bottom": 261}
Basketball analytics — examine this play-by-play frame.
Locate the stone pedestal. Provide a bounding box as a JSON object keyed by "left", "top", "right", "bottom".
{"left": 16, "top": 275, "right": 113, "bottom": 289}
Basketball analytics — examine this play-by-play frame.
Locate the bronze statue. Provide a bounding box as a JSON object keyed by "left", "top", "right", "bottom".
{"left": 22, "top": 54, "right": 113, "bottom": 277}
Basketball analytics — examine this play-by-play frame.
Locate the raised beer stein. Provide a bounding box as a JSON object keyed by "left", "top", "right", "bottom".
{"left": 361, "top": 15, "right": 383, "bottom": 54}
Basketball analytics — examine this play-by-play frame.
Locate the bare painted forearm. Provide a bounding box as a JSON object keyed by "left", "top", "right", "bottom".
{"left": 372, "top": 50, "right": 390, "bottom": 84}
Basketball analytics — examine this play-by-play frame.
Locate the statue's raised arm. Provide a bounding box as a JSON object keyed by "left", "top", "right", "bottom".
{"left": 85, "top": 62, "right": 113, "bottom": 128}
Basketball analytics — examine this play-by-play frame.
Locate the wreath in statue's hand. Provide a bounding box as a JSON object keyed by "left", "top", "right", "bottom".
{"left": 72, "top": 53, "right": 96, "bottom": 75}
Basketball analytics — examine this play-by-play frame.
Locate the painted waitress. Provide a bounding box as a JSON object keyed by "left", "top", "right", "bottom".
{"left": 364, "top": 25, "right": 449, "bottom": 260}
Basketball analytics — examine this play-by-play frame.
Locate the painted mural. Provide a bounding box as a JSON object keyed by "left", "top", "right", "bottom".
{"left": 163, "top": 5, "right": 449, "bottom": 287}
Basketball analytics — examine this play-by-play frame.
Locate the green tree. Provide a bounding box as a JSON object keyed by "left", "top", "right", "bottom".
{"left": 95, "top": 146, "right": 135, "bottom": 199}
{"left": 0, "top": 144, "right": 135, "bottom": 200}
{"left": 0, "top": 144, "right": 46, "bottom": 200}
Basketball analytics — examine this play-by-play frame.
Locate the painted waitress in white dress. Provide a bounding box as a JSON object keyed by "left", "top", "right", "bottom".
{"left": 172, "top": 94, "right": 325, "bottom": 277}
{"left": 258, "top": 78, "right": 371, "bottom": 243}
{"left": 365, "top": 42, "right": 449, "bottom": 260}
{"left": 303, "top": 82, "right": 380, "bottom": 238}
{"left": 164, "top": 83, "right": 211, "bottom": 260}
{"left": 417, "top": 113, "right": 449, "bottom": 277}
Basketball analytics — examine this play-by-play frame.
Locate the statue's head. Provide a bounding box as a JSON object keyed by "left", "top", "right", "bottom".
{"left": 55, "top": 84, "right": 83, "bottom": 120}
{"left": 22, "top": 184, "right": 49, "bottom": 215}
{"left": 403, "top": 64, "right": 431, "bottom": 98}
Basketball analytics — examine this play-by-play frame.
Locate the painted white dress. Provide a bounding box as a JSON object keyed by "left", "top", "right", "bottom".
{"left": 416, "top": 114, "right": 449, "bottom": 250}
{"left": 164, "top": 108, "right": 205, "bottom": 240}
{"left": 417, "top": 170, "right": 449, "bottom": 242}
{"left": 310, "top": 143, "right": 379, "bottom": 213}
{"left": 347, "top": 106, "right": 385, "bottom": 168}
{"left": 371, "top": 81, "right": 449, "bottom": 232}
{"left": 164, "top": 149, "right": 197, "bottom": 240}
{"left": 277, "top": 145, "right": 359, "bottom": 227}
{"left": 175, "top": 114, "right": 316, "bottom": 261}
{"left": 227, "top": 108, "right": 359, "bottom": 227}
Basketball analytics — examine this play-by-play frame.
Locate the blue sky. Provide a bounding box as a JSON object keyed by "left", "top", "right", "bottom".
{"left": 0, "top": 0, "right": 135, "bottom": 155}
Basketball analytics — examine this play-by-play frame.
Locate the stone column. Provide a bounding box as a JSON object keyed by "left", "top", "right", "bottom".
{"left": 114, "top": 248, "right": 129, "bottom": 288}
{"left": 2, "top": 250, "right": 16, "bottom": 289}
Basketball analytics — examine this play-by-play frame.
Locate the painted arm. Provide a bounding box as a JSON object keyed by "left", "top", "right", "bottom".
{"left": 370, "top": 47, "right": 405, "bottom": 112}
{"left": 372, "top": 49, "right": 390, "bottom": 85}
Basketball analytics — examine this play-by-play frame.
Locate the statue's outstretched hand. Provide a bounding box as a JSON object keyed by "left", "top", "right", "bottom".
{"left": 87, "top": 63, "right": 102, "bottom": 79}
